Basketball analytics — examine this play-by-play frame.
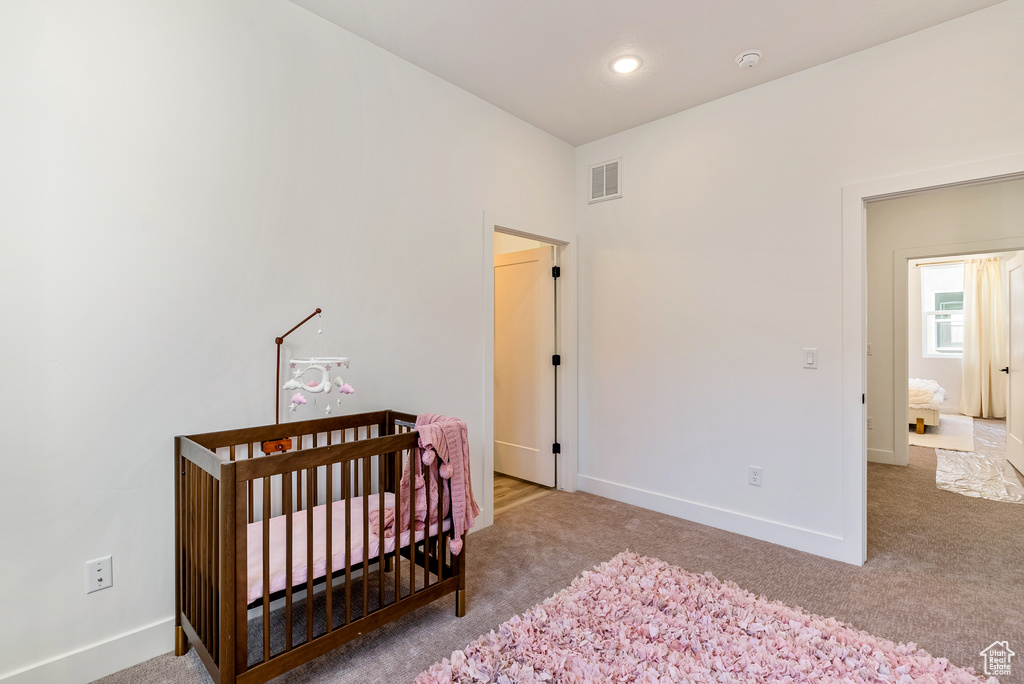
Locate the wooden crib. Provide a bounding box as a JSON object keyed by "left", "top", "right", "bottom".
{"left": 175, "top": 410, "right": 465, "bottom": 684}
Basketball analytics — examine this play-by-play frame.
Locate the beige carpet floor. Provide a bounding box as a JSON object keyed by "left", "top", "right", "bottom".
{"left": 97, "top": 420, "right": 1023, "bottom": 684}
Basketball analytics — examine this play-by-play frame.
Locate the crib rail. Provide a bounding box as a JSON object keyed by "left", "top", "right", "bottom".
{"left": 175, "top": 410, "right": 464, "bottom": 684}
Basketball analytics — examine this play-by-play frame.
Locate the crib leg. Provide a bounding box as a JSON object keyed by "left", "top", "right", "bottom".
{"left": 384, "top": 554, "right": 394, "bottom": 572}
{"left": 916, "top": 418, "right": 925, "bottom": 434}
{"left": 175, "top": 625, "right": 189, "bottom": 656}
{"left": 455, "top": 589, "right": 466, "bottom": 617}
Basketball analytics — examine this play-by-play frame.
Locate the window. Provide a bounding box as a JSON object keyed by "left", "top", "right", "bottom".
{"left": 920, "top": 263, "right": 964, "bottom": 358}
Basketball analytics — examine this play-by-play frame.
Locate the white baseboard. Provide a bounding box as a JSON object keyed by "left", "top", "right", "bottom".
{"left": 578, "top": 475, "right": 851, "bottom": 564}
{"left": 0, "top": 618, "right": 173, "bottom": 684}
{"left": 867, "top": 448, "right": 895, "bottom": 464}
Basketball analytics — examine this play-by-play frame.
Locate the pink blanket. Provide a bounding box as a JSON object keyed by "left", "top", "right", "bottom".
{"left": 370, "top": 414, "right": 479, "bottom": 554}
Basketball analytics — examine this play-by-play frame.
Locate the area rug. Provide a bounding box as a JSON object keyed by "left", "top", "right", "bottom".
{"left": 417, "top": 552, "right": 993, "bottom": 684}
{"left": 909, "top": 413, "right": 975, "bottom": 452}
{"left": 936, "top": 448, "right": 1024, "bottom": 503}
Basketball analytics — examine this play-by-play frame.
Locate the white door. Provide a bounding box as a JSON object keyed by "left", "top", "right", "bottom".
{"left": 494, "top": 246, "right": 556, "bottom": 487}
{"left": 1007, "top": 252, "right": 1024, "bottom": 475}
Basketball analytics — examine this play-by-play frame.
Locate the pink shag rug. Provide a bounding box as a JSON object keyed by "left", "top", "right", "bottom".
{"left": 417, "top": 551, "right": 994, "bottom": 684}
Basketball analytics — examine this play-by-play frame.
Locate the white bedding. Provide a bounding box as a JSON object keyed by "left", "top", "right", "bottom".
{"left": 909, "top": 378, "right": 947, "bottom": 411}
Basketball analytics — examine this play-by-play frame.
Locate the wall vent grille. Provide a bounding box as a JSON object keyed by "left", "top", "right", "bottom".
{"left": 589, "top": 159, "right": 622, "bottom": 203}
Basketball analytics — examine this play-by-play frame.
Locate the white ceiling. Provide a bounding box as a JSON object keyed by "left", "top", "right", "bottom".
{"left": 290, "top": 0, "right": 1006, "bottom": 146}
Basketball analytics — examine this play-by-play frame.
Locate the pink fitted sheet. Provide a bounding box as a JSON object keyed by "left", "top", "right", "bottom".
{"left": 246, "top": 493, "right": 450, "bottom": 605}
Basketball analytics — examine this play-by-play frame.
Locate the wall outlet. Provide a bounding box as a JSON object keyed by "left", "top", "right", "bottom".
{"left": 748, "top": 466, "right": 762, "bottom": 487}
{"left": 866, "top": 416, "right": 874, "bottom": 430}
{"left": 85, "top": 556, "right": 113, "bottom": 594}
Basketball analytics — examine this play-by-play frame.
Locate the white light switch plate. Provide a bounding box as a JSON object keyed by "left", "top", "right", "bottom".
{"left": 803, "top": 348, "right": 818, "bottom": 369}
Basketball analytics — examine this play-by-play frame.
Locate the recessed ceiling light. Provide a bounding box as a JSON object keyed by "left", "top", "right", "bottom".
{"left": 611, "top": 56, "right": 642, "bottom": 74}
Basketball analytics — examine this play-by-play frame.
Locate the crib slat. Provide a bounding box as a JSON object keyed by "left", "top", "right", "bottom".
{"left": 378, "top": 453, "right": 385, "bottom": 610}
{"left": 206, "top": 470, "right": 214, "bottom": 648}
{"left": 201, "top": 467, "right": 207, "bottom": 639}
{"left": 262, "top": 477, "right": 271, "bottom": 663}
{"left": 213, "top": 478, "right": 220, "bottom": 665}
{"left": 206, "top": 470, "right": 213, "bottom": 650}
{"left": 284, "top": 473, "right": 293, "bottom": 652}
{"left": 437, "top": 461, "right": 444, "bottom": 581}
{"left": 344, "top": 460, "right": 351, "bottom": 626}
{"left": 312, "top": 434, "right": 318, "bottom": 507}
{"left": 424, "top": 458, "right": 431, "bottom": 591}
{"left": 189, "top": 461, "right": 197, "bottom": 632}
{"left": 362, "top": 457, "right": 370, "bottom": 616}
{"left": 306, "top": 466, "right": 314, "bottom": 643}
{"left": 219, "top": 463, "right": 239, "bottom": 680}
{"left": 184, "top": 461, "right": 190, "bottom": 633}
{"left": 325, "top": 457, "right": 333, "bottom": 633}
{"left": 195, "top": 463, "right": 202, "bottom": 643}
{"left": 199, "top": 470, "right": 207, "bottom": 647}
{"left": 248, "top": 443, "right": 255, "bottom": 524}
{"left": 233, "top": 471, "right": 248, "bottom": 676}
{"left": 394, "top": 449, "right": 402, "bottom": 601}
{"left": 410, "top": 453, "right": 417, "bottom": 595}
{"left": 297, "top": 437, "right": 304, "bottom": 511}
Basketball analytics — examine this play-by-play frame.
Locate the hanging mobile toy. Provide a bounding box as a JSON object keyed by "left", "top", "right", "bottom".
{"left": 273, "top": 308, "right": 355, "bottom": 425}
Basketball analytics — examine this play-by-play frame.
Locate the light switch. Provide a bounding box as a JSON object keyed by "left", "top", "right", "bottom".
{"left": 804, "top": 348, "right": 818, "bottom": 369}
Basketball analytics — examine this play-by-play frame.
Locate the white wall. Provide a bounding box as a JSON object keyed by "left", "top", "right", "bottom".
{"left": 0, "top": 1, "right": 574, "bottom": 681}
{"left": 867, "top": 183, "right": 1024, "bottom": 463}
{"left": 907, "top": 264, "right": 962, "bottom": 411}
{"left": 576, "top": 1, "right": 1024, "bottom": 562}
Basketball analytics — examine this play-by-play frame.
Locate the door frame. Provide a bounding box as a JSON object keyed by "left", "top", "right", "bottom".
{"left": 481, "top": 212, "right": 578, "bottom": 527}
{"left": 841, "top": 153, "right": 1024, "bottom": 565}
{"left": 1007, "top": 252, "right": 1024, "bottom": 473}
{"left": 892, "top": 241, "right": 1024, "bottom": 467}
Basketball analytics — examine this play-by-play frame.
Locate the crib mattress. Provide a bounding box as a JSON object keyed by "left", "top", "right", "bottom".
{"left": 246, "top": 493, "right": 450, "bottom": 604}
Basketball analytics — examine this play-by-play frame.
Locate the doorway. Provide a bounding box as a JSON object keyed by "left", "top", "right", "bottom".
{"left": 865, "top": 178, "right": 1024, "bottom": 468}
{"left": 858, "top": 171, "right": 1024, "bottom": 565}
{"left": 481, "top": 214, "right": 577, "bottom": 528}
{"left": 842, "top": 156, "right": 1024, "bottom": 565}
{"left": 494, "top": 233, "right": 558, "bottom": 490}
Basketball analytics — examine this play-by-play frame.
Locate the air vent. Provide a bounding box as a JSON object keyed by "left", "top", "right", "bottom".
{"left": 589, "top": 159, "right": 622, "bottom": 203}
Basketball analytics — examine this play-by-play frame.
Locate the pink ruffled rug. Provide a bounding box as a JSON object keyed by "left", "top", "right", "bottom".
{"left": 417, "top": 551, "right": 994, "bottom": 683}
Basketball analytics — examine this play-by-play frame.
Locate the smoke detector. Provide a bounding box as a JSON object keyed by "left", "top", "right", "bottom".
{"left": 735, "top": 50, "right": 762, "bottom": 69}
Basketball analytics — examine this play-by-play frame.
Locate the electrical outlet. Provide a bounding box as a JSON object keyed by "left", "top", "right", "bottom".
{"left": 748, "top": 466, "right": 762, "bottom": 487}
{"left": 867, "top": 416, "right": 874, "bottom": 430}
{"left": 85, "top": 556, "right": 113, "bottom": 594}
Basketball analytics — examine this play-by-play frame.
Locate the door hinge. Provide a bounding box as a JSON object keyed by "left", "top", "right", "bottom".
{"left": 862, "top": 393, "right": 865, "bottom": 404}
{"left": 552, "top": 442, "right": 561, "bottom": 454}
{"left": 552, "top": 266, "right": 560, "bottom": 278}
{"left": 552, "top": 354, "right": 561, "bottom": 366}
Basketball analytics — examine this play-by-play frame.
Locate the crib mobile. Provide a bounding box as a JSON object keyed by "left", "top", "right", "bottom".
{"left": 268, "top": 308, "right": 354, "bottom": 451}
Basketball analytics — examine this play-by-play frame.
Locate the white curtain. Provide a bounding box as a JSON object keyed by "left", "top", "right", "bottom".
{"left": 959, "top": 258, "right": 1007, "bottom": 418}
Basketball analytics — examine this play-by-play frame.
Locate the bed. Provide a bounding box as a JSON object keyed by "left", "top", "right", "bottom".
{"left": 909, "top": 378, "right": 947, "bottom": 434}
{"left": 175, "top": 410, "right": 466, "bottom": 684}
